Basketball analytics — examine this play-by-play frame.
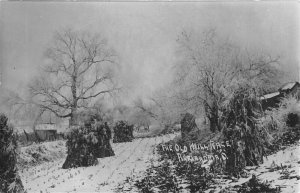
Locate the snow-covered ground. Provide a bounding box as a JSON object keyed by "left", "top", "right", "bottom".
{"left": 19, "top": 134, "right": 300, "bottom": 193}
{"left": 18, "top": 140, "right": 66, "bottom": 169}
{"left": 19, "top": 133, "right": 179, "bottom": 193}
{"left": 253, "top": 143, "right": 300, "bottom": 193}
{"left": 205, "top": 141, "right": 300, "bottom": 193}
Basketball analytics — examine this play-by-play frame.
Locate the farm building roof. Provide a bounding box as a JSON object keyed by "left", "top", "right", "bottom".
{"left": 279, "top": 82, "right": 299, "bottom": 91}
{"left": 14, "top": 123, "right": 69, "bottom": 133}
{"left": 35, "top": 124, "right": 69, "bottom": 133}
{"left": 260, "top": 91, "right": 280, "bottom": 100}
{"left": 35, "top": 124, "right": 60, "bottom": 130}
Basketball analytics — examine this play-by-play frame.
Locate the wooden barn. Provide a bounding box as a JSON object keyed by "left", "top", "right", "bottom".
{"left": 18, "top": 123, "right": 66, "bottom": 145}
{"left": 260, "top": 81, "right": 300, "bottom": 111}
{"left": 34, "top": 124, "right": 58, "bottom": 141}
{"left": 278, "top": 82, "right": 300, "bottom": 99}
{"left": 260, "top": 91, "right": 283, "bottom": 111}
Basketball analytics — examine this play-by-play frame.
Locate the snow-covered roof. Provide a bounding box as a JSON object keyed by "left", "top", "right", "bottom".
{"left": 35, "top": 124, "right": 59, "bottom": 130}
{"left": 260, "top": 92, "right": 280, "bottom": 100}
{"left": 14, "top": 123, "right": 69, "bottom": 133}
{"left": 279, "top": 82, "right": 298, "bottom": 91}
{"left": 35, "top": 124, "right": 69, "bottom": 132}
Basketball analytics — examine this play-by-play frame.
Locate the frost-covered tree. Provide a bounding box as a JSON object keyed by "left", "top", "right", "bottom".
{"left": 174, "top": 29, "right": 283, "bottom": 132}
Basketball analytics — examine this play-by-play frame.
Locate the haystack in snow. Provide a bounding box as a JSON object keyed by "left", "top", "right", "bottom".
{"left": 93, "top": 122, "right": 115, "bottom": 158}
{"left": 180, "top": 113, "right": 197, "bottom": 139}
{"left": 62, "top": 126, "right": 99, "bottom": 169}
{"left": 113, "top": 121, "right": 134, "bottom": 143}
{"left": 62, "top": 122, "right": 114, "bottom": 169}
{"left": 0, "top": 114, "right": 25, "bottom": 193}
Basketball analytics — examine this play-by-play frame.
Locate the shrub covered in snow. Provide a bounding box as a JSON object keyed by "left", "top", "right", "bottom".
{"left": 113, "top": 121, "right": 134, "bottom": 143}
{"left": 135, "top": 160, "right": 181, "bottom": 192}
{"left": 18, "top": 140, "right": 66, "bottom": 168}
{"left": 258, "top": 97, "right": 300, "bottom": 132}
{"left": 0, "top": 113, "right": 25, "bottom": 193}
{"left": 286, "top": 113, "right": 299, "bottom": 127}
{"left": 258, "top": 97, "right": 300, "bottom": 154}
{"left": 134, "top": 141, "right": 215, "bottom": 193}
{"left": 234, "top": 174, "right": 279, "bottom": 193}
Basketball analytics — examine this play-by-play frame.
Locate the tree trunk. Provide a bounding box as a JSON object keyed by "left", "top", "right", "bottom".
{"left": 23, "top": 130, "right": 29, "bottom": 142}
{"left": 32, "top": 108, "right": 45, "bottom": 143}
{"left": 208, "top": 116, "right": 218, "bottom": 132}
{"left": 69, "top": 102, "right": 79, "bottom": 126}
{"left": 205, "top": 102, "right": 220, "bottom": 133}
{"left": 69, "top": 110, "right": 77, "bottom": 126}
{"left": 180, "top": 113, "right": 197, "bottom": 139}
{"left": 70, "top": 75, "right": 78, "bottom": 126}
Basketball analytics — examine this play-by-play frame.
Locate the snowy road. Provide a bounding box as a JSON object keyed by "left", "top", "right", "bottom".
{"left": 20, "top": 133, "right": 178, "bottom": 193}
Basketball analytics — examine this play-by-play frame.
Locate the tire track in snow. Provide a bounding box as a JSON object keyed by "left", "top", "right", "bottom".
{"left": 20, "top": 134, "right": 178, "bottom": 193}
{"left": 59, "top": 138, "right": 146, "bottom": 192}
{"left": 101, "top": 138, "right": 151, "bottom": 185}
{"left": 95, "top": 138, "right": 149, "bottom": 190}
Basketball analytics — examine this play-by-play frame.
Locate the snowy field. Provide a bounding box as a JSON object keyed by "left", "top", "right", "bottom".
{"left": 18, "top": 134, "right": 300, "bottom": 193}
{"left": 205, "top": 141, "right": 300, "bottom": 193}
{"left": 19, "top": 133, "right": 179, "bottom": 193}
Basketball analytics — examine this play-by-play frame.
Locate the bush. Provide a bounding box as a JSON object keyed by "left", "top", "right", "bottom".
{"left": 113, "top": 121, "right": 134, "bottom": 143}
{"left": 62, "top": 122, "right": 114, "bottom": 169}
{"left": 259, "top": 97, "right": 300, "bottom": 131}
{"left": 236, "top": 174, "right": 279, "bottom": 193}
{"left": 18, "top": 140, "right": 66, "bottom": 169}
{"left": 277, "top": 97, "right": 300, "bottom": 127}
{"left": 286, "top": 113, "right": 299, "bottom": 127}
{"left": 174, "top": 161, "right": 214, "bottom": 192}
{"left": 0, "top": 113, "right": 25, "bottom": 193}
{"left": 134, "top": 141, "right": 215, "bottom": 193}
{"left": 258, "top": 97, "right": 300, "bottom": 153}
{"left": 135, "top": 160, "right": 180, "bottom": 193}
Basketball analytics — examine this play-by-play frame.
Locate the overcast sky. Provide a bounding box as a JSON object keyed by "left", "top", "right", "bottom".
{"left": 0, "top": 2, "right": 299, "bottom": 104}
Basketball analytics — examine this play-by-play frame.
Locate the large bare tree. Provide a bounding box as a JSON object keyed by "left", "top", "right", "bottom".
{"left": 30, "top": 29, "right": 119, "bottom": 126}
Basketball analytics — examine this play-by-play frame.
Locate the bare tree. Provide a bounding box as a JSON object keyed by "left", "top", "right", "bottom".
{"left": 30, "top": 29, "right": 119, "bottom": 126}
{"left": 174, "top": 29, "right": 283, "bottom": 132}
{"left": 149, "top": 89, "right": 182, "bottom": 127}
{"left": 128, "top": 109, "right": 152, "bottom": 131}
{"left": 133, "top": 97, "right": 158, "bottom": 120}
{"left": 133, "top": 91, "right": 181, "bottom": 130}
{"left": 0, "top": 89, "right": 38, "bottom": 123}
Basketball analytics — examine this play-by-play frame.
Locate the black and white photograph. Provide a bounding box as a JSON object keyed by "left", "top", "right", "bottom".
{"left": 0, "top": 1, "right": 299, "bottom": 193}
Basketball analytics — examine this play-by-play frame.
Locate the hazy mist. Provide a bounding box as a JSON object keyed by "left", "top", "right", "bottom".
{"left": 0, "top": 2, "right": 299, "bottom": 104}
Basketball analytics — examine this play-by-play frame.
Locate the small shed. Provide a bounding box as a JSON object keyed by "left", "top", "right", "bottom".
{"left": 34, "top": 124, "right": 59, "bottom": 141}
{"left": 260, "top": 81, "right": 300, "bottom": 111}
{"left": 278, "top": 82, "right": 300, "bottom": 98}
{"left": 260, "top": 91, "right": 283, "bottom": 111}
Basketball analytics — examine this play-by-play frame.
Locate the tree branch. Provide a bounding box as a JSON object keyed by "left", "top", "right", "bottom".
{"left": 78, "top": 88, "right": 119, "bottom": 100}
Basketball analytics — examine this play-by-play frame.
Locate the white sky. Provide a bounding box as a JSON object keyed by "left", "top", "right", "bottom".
{"left": 0, "top": 2, "right": 299, "bottom": 104}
